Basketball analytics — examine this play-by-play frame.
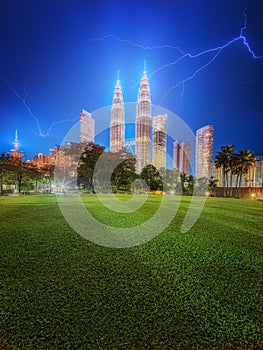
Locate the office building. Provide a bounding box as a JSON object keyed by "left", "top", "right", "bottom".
{"left": 135, "top": 69, "right": 152, "bottom": 171}
{"left": 80, "top": 110, "right": 94, "bottom": 144}
{"left": 152, "top": 114, "right": 167, "bottom": 169}
{"left": 110, "top": 74, "right": 125, "bottom": 152}
{"left": 173, "top": 141, "right": 191, "bottom": 174}
{"left": 196, "top": 125, "right": 214, "bottom": 178}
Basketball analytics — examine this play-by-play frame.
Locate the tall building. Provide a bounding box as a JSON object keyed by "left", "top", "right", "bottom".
{"left": 136, "top": 69, "right": 152, "bottom": 171}
{"left": 196, "top": 125, "right": 214, "bottom": 178}
{"left": 80, "top": 110, "right": 94, "bottom": 144}
{"left": 152, "top": 114, "right": 167, "bottom": 169}
{"left": 173, "top": 141, "right": 191, "bottom": 174}
{"left": 110, "top": 74, "right": 125, "bottom": 152}
{"left": 11, "top": 130, "right": 22, "bottom": 159}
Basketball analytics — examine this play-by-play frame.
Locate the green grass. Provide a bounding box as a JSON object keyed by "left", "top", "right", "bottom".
{"left": 0, "top": 194, "right": 262, "bottom": 349}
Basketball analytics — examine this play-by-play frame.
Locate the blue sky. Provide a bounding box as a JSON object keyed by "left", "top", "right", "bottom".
{"left": 0, "top": 0, "right": 262, "bottom": 160}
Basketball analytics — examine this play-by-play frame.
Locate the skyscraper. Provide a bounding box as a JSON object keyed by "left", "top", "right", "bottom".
{"left": 173, "top": 141, "right": 191, "bottom": 174}
{"left": 136, "top": 69, "right": 151, "bottom": 171}
{"left": 80, "top": 110, "right": 94, "bottom": 144}
{"left": 152, "top": 114, "right": 167, "bottom": 169}
{"left": 195, "top": 125, "right": 214, "bottom": 178}
{"left": 110, "top": 74, "right": 125, "bottom": 152}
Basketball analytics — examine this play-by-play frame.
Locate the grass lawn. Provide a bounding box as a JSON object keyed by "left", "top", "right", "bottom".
{"left": 0, "top": 194, "right": 262, "bottom": 349}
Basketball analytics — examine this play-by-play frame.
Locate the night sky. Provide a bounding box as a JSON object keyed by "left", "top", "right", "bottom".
{"left": 1, "top": 0, "right": 262, "bottom": 160}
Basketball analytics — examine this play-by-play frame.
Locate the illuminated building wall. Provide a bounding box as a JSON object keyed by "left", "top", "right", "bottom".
{"left": 30, "top": 146, "right": 59, "bottom": 169}
{"left": 136, "top": 71, "right": 152, "bottom": 171}
{"left": 255, "top": 156, "right": 263, "bottom": 187}
{"left": 173, "top": 141, "right": 191, "bottom": 174}
{"left": 245, "top": 155, "right": 262, "bottom": 187}
{"left": 80, "top": 110, "right": 94, "bottom": 144}
{"left": 110, "top": 77, "right": 125, "bottom": 152}
{"left": 31, "top": 153, "right": 51, "bottom": 168}
{"left": 196, "top": 125, "right": 214, "bottom": 178}
{"left": 152, "top": 114, "right": 167, "bottom": 169}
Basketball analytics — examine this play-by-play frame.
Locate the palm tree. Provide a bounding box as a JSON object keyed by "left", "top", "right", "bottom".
{"left": 235, "top": 150, "right": 256, "bottom": 195}
{"left": 215, "top": 145, "right": 234, "bottom": 197}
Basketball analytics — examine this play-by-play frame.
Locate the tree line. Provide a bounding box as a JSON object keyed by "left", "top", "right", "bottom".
{"left": 54, "top": 142, "right": 217, "bottom": 195}
{"left": 3, "top": 141, "right": 252, "bottom": 196}
{"left": 215, "top": 145, "right": 256, "bottom": 197}
{"left": 0, "top": 153, "right": 54, "bottom": 195}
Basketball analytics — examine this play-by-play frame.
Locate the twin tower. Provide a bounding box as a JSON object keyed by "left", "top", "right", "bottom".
{"left": 110, "top": 69, "right": 167, "bottom": 172}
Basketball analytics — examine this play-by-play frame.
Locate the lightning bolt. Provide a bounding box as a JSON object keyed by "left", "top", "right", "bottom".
{"left": 0, "top": 75, "right": 79, "bottom": 137}
{"left": 154, "top": 4, "right": 262, "bottom": 104}
{"left": 90, "top": 34, "right": 185, "bottom": 53}
{"left": 91, "top": 5, "right": 262, "bottom": 104}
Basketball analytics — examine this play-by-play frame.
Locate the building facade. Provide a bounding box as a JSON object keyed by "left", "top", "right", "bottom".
{"left": 196, "top": 125, "right": 214, "bottom": 178}
{"left": 80, "top": 110, "right": 94, "bottom": 144}
{"left": 135, "top": 70, "right": 152, "bottom": 171}
{"left": 152, "top": 114, "right": 167, "bottom": 169}
{"left": 31, "top": 146, "right": 60, "bottom": 169}
{"left": 255, "top": 156, "right": 263, "bottom": 187}
{"left": 110, "top": 77, "right": 125, "bottom": 152}
{"left": 173, "top": 141, "right": 191, "bottom": 174}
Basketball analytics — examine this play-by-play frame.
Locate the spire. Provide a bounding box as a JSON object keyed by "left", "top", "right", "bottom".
{"left": 137, "top": 66, "right": 151, "bottom": 104}
{"left": 144, "top": 60, "right": 147, "bottom": 73}
{"left": 112, "top": 72, "right": 124, "bottom": 106}
{"left": 13, "top": 130, "right": 19, "bottom": 151}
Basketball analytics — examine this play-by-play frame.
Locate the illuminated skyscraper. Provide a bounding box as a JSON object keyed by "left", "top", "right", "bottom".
{"left": 80, "top": 110, "right": 94, "bottom": 143}
{"left": 173, "top": 141, "right": 191, "bottom": 174}
{"left": 195, "top": 125, "right": 214, "bottom": 178}
{"left": 11, "top": 130, "right": 22, "bottom": 159}
{"left": 136, "top": 69, "right": 151, "bottom": 171}
{"left": 152, "top": 114, "right": 167, "bottom": 169}
{"left": 110, "top": 74, "right": 125, "bottom": 152}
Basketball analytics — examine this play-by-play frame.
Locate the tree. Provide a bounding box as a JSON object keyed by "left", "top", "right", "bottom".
{"left": 41, "top": 165, "right": 55, "bottom": 193}
{"left": 208, "top": 176, "right": 218, "bottom": 196}
{"left": 234, "top": 150, "right": 256, "bottom": 195}
{"left": 6, "top": 156, "right": 25, "bottom": 193}
{"left": 141, "top": 164, "right": 163, "bottom": 192}
{"left": 3, "top": 155, "right": 39, "bottom": 194}
{"left": 111, "top": 150, "right": 136, "bottom": 192}
{"left": 215, "top": 145, "right": 234, "bottom": 197}
{"left": 77, "top": 142, "right": 105, "bottom": 191}
{"left": 180, "top": 172, "right": 194, "bottom": 196}
{"left": 0, "top": 153, "right": 11, "bottom": 194}
{"left": 162, "top": 169, "right": 181, "bottom": 194}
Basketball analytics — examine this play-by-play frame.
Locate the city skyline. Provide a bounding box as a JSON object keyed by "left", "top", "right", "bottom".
{"left": 0, "top": 1, "right": 263, "bottom": 159}
{"left": 8, "top": 70, "right": 203, "bottom": 174}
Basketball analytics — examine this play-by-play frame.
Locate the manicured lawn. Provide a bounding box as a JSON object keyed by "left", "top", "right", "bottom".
{"left": 0, "top": 194, "right": 262, "bottom": 349}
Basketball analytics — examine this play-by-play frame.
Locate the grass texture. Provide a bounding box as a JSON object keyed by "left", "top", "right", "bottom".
{"left": 0, "top": 194, "right": 262, "bottom": 349}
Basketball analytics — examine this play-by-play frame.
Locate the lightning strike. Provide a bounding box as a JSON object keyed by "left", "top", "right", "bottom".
{"left": 92, "top": 5, "right": 262, "bottom": 104}
{"left": 90, "top": 34, "right": 185, "bottom": 54}
{"left": 0, "top": 75, "right": 79, "bottom": 137}
{"left": 152, "top": 5, "right": 262, "bottom": 103}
